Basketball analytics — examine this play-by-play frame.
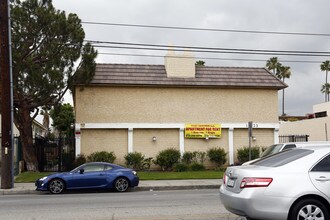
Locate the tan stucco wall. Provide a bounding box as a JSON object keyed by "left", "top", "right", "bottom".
{"left": 185, "top": 129, "right": 229, "bottom": 167}
{"left": 75, "top": 86, "right": 278, "bottom": 124}
{"left": 81, "top": 129, "right": 128, "bottom": 165}
{"left": 313, "top": 102, "right": 330, "bottom": 114}
{"left": 79, "top": 127, "right": 274, "bottom": 167}
{"left": 233, "top": 128, "right": 274, "bottom": 162}
{"left": 280, "top": 117, "right": 330, "bottom": 141}
{"left": 0, "top": 115, "right": 23, "bottom": 136}
{"left": 185, "top": 129, "right": 229, "bottom": 153}
{"left": 133, "top": 129, "right": 179, "bottom": 158}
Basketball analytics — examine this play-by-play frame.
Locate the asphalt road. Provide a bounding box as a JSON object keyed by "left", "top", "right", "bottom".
{"left": 0, "top": 189, "right": 243, "bottom": 220}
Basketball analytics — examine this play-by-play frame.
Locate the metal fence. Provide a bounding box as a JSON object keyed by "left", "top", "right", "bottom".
{"left": 35, "top": 137, "right": 75, "bottom": 172}
{"left": 1, "top": 136, "right": 75, "bottom": 173}
{"left": 279, "top": 135, "right": 309, "bottom": 143}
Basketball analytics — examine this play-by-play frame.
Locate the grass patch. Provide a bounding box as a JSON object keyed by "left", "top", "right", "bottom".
{"left": 138, "top": 171, "right": 223, "bottom": 180}
{"left": 15, "top": 170, "right": 223, "bottom": 183}
{"left": 15, "top": 172, "right": 53, "bottom": 183}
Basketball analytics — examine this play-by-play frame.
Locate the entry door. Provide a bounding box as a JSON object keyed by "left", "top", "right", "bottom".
{"left": 309, "top": 154, "right": 330, "bottom": 199}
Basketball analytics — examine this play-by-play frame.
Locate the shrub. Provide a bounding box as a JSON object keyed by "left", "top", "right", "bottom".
{"left": 182, "top": 151, "right": 194, "bottom": 165}
{"left": 237, "top": 147, "right": 260, "bottom": 164}
{"left": 124, "top": 152, "right": 144, "bottom": 170}
{"left": 87, "top": 151, "right": 116, "bottom": 163}
{"left": 153, "top": 148, "right": 181, "bottom": 171}
{"left": 73, "top": 154, "right": 87, "bottom": 167}
{"left": 207, "top": 147, "right": 227, "bottom": 168}
{"left": 182, "top": 151, "right": 207, "bottom": 165}
{"left": 190, "top": 163, "right": 205, "bottom": 171}
{"left": 196, "top": 151, "right": 207, "bottom": 164}
{"left": 174, "top": 163, "right": 189, "bottom": 172}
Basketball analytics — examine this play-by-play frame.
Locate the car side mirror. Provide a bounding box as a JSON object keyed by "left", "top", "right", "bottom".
{"left": 79, "top": 169, "right": 84, "bottom": 174}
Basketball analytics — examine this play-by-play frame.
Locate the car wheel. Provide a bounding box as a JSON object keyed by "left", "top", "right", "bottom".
{"left": 289, "top": 198, "right": 330, "bottom": 220}
{"left": 49, "top": 179, "right": 65, "bottom": 194}
{"left": 114, "top": 177, "right": 129, "bottom": 192}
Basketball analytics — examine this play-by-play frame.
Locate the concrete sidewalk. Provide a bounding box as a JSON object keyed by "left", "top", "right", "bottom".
{"left": 0, "top": 179, "right": 222, "bottom": 195}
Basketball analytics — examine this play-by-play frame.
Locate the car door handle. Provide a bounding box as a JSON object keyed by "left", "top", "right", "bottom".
{"left": 315, "top": 176, "right": 330, "bottom": 182}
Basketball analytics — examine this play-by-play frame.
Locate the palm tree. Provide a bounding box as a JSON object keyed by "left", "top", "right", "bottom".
{"left": 321, "top": 60, "right": 330, "bottom": 102}
{"left": 266, "top": 57, "right": 291, "bottom": 116}
{"left": 277, "top": 65, "right": 291, "bottom": 116}
{"left": 266, "top": 57, "right": 280, "bottom": 75}
{"left": 195, "top": 60, "right": 205, "bottom": 66}
{"left": 321, "top": 83, "right": 330, "bottom": 102}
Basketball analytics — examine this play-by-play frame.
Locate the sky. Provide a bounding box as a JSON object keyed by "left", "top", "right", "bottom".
{"left": 52, "top": 0, "right": 330, "bottom": 116}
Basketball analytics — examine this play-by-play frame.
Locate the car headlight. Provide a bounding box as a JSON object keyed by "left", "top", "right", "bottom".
{"left": 132, "top": 171, "right": 137, "bottom": 176}
{"left": 39, "top": 176, "right": 48, "bottom": 181}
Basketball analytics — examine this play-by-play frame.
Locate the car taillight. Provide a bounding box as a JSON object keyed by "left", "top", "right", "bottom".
{"left": 240, "top": 177, "right": 273, "bottom": 188}
{"left": 223, "top": 174, "right": 226, "bottom": 185}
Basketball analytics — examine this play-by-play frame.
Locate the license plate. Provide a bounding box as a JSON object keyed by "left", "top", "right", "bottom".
{"left": 227, "top": 178, "right": 235, "bottom": 187}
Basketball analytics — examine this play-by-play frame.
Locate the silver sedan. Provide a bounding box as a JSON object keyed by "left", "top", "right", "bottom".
{"left": 220, "top": 145, "right": 330, "bottom": 220}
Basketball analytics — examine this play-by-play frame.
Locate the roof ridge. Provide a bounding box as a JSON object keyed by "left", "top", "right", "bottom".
{"left": 97, "top": 63, "right": 267, "bottom": 69}
{"left": 97, "top": 63, "right": 164, "bottom": 67}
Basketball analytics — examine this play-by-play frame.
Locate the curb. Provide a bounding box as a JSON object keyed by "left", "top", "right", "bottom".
{"left": 0, "top": 184, "right": 221, "bottom": 195}
{"left": 0, "top": 189, "right": 37, "bottom": 196}
{"left": 135, "top": 184, "right": 220, "bottom": 192}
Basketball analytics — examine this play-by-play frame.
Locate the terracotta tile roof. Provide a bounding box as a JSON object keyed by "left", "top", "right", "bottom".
{"left": 88, "top": 63, "right": 287, "bottom": 90}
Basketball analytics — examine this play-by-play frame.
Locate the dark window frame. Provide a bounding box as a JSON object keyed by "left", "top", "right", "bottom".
{"left": 311, "top": 154, "right": 330, "bottom": 172}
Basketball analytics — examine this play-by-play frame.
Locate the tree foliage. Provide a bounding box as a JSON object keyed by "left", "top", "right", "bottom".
{"left": 9, "top": 0, "right": 97, "bottom": 171}
{"left": 321, "top": 60, "right": 330, "bottom": 102}
{"left": 321, "top": 83, "right": 330, "bottom": 102}
{"left": 50, "top": 103, "right": 75, "bottom": 138}
{"left": 266, "top": 57, "right": 280, "bottom": 75}
{"left": 266, "top": 57, "right": 291, "bottom": 116}
{"left": 195, "top": 60, "right": 205, "bottom": 66}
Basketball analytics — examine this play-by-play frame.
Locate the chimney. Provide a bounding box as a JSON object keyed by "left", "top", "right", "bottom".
{"left": 165, "top": 49, "right": 195, "bottom": 78}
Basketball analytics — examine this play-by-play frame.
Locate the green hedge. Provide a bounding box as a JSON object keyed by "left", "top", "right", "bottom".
{"left": 237, "top": 146, "right": 260, "bottom": 164}
{"left": 153, "top": 148, "right": 181, "bottom": 171}
{"left": 207, "top": 147, "right": 227, "bottom": 168}
{"left": 87, "top": 151, "right": 116, "bottom": 163}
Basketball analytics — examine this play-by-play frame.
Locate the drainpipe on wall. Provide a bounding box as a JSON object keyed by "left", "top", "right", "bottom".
{"left": 325, "top": 123, "right": 328, "bottom": 141}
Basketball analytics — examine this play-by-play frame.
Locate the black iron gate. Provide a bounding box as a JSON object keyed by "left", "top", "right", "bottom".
{"left": 279, "top": 135, "right": 309, "bottom": 143}
{"left": 35, "top": 137, "right": 75, "bottom": 172}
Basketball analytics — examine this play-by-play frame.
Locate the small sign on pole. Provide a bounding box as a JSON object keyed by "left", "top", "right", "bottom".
{"left": 248, "top": 121, "right": 253, "bottom": 161}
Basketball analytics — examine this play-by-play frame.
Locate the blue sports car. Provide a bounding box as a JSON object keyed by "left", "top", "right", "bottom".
{"left": 35, "top": 162, "right": 139, "bottom": 194}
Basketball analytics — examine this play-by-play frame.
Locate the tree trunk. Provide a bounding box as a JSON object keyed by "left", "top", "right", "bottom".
{"left": 326, "top": 71, "right": 328, "bottom": 102}
{"left": 15, "top": 105, "right": 38, "bottom": 171}
{"left": 282, "top": 78, "right": 285, "bottom": 116}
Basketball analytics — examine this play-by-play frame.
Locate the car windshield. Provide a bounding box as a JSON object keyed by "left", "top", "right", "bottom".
{"left": 251, "top": 148, "right": 313, "bottom": 167}
{"left": 260, "top": 144, "right": 284, "bottom": 157}
{"left": 70, "top": 165, "right": 84, "bottom": 173}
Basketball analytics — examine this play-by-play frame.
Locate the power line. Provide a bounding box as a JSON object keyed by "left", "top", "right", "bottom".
{"left": 91, "top": 43, "right": 330, "bottom": 57}
{"left": 82, "top": 21, "right": 330, "bottom": 37}
{"left": 88, "top": 40, "right": 330, "bottom": 55}
{"left": 98, "top": 52, "right": 323, "bottom": 64}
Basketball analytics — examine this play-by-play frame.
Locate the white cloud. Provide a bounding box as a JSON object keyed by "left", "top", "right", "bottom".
{"left": 52, "top": 0, "right": 330, "bottom": 115}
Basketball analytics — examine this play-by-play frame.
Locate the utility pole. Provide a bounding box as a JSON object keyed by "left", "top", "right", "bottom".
{"left": 248, "top": 121, "right": 253, "bottom": 161}
{"left": 0, "top": 0, "right": 14, "bottom": 189}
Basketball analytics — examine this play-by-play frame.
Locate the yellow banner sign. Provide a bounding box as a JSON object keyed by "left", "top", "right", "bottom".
{"left": 185, "top": 124, "right": 221, "bottom": 139}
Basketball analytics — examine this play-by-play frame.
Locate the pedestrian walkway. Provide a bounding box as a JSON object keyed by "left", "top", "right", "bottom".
{"left": 0, "top": 179, "right": 222, "bottom": 195}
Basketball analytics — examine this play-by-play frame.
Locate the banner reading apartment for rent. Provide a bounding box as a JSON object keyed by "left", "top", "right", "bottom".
{"left": 185, "top": 124, "right": 221, "bottom": 138}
